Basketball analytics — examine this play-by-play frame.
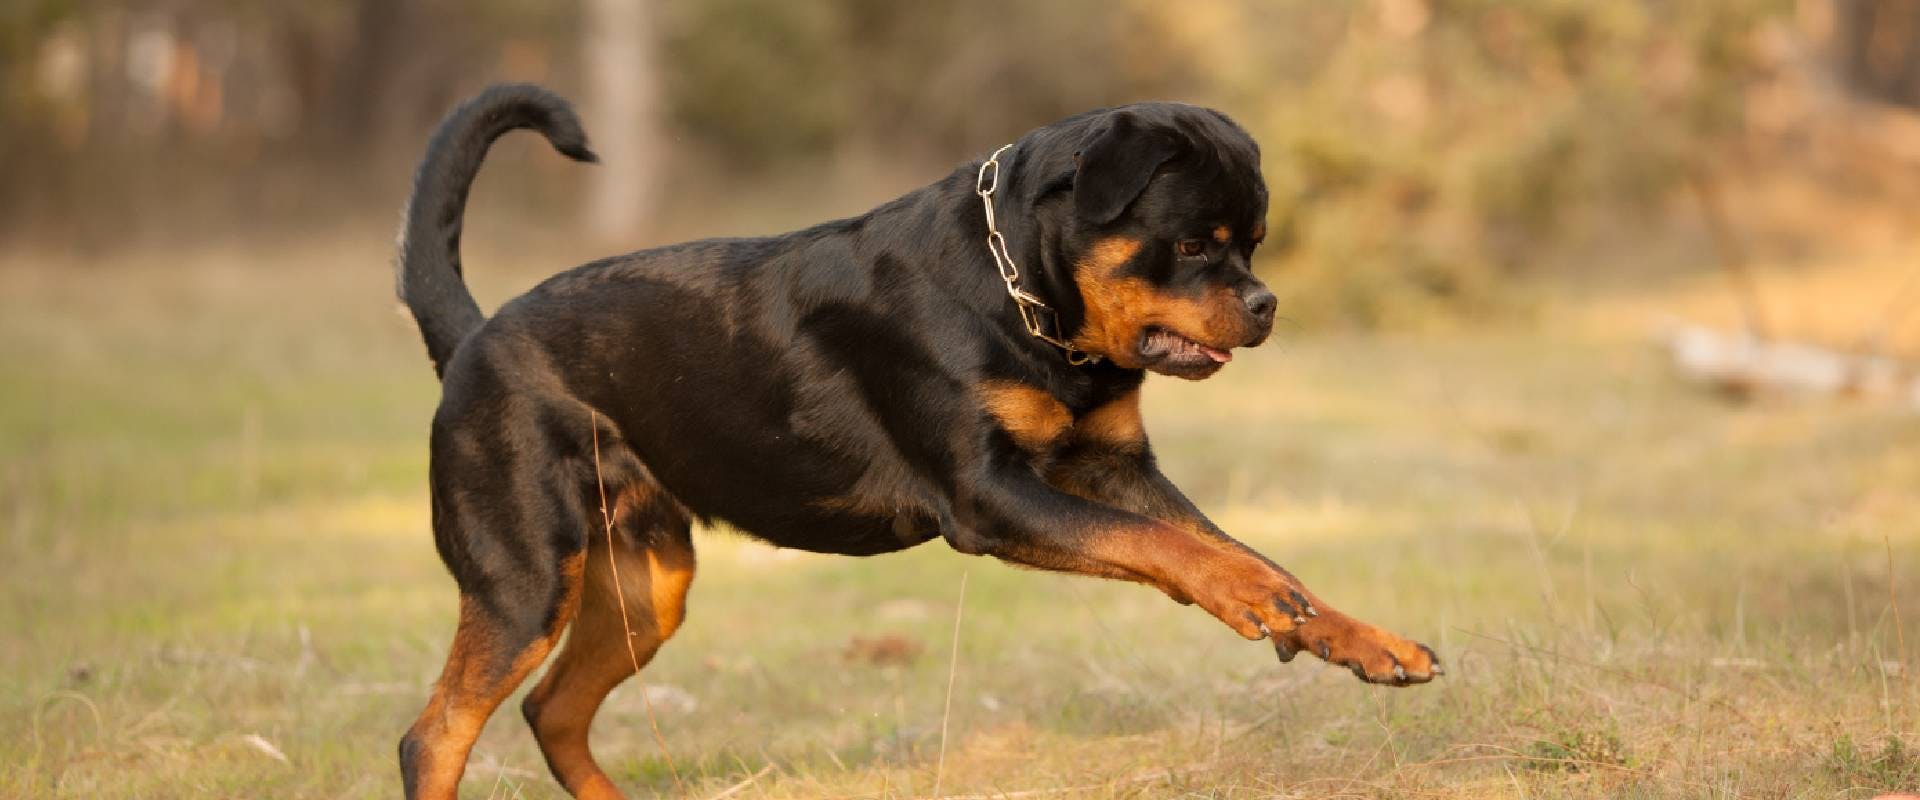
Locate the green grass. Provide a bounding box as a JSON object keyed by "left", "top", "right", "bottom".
{"left": 1, "top": 239, "right": 1915, "bottom": 798}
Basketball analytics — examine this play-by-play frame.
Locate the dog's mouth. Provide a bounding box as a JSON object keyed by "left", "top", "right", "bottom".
{"left": 1138, "top": 326, "right": 1233, "bottom": 379}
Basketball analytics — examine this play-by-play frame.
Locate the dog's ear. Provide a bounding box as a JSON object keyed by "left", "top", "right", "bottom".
{"left": 1073, "top": 112, "right": 1184, "bottom": 225}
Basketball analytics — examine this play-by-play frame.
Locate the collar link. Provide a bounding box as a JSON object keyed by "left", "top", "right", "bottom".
{"left": 976, "top": 143, "right": 1098, "bottom": 366}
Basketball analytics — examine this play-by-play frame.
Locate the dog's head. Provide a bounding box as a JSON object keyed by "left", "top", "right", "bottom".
{"left": 1035, "top": 104, "right": 1272, "bottom": 380}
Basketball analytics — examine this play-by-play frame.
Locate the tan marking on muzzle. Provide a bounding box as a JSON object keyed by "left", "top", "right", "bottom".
{"left": 1070, "top": 235, "right": 1255, "bottom": 367}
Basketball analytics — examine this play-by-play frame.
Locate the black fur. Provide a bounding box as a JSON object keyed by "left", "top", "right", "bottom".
{"left": 1073, "top": 110, "right": 1185, "bottom": 224}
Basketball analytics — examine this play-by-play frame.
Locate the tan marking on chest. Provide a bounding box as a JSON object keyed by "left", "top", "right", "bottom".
{"left": 1075, "top": 388, "right": 1145, "bottom": 449}
{"left": 979, "top": 380, "right": 1073, "bottom": 453}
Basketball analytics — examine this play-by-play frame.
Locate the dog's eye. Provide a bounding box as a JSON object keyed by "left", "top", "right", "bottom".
{"left": 1176, "top": 239, "right": 1207, "bottom": 259}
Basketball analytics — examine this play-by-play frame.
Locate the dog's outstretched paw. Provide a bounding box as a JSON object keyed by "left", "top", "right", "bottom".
{"left": 1282, "top": 617, "right": 1440, "bottom": 686}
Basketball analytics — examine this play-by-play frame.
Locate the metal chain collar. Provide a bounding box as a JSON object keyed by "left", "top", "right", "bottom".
{"left": 975, "top": 143, "right": 1097, "bottom": 366}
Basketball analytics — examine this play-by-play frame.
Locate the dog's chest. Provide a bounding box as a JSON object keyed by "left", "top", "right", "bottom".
{"left": 976, "top": 378, "right": 1129, "bottom": 458}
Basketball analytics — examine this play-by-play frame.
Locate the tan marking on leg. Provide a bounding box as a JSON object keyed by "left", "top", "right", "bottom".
{"left": 523, "top": 515, "right": 694, "bottom": 800}
{"left": 1024, "top": 512, "right": 1307, "bottom": 643}
{"left": 405, "top": 552, "right": 583, "bottom": 800}
{"left": 1073, "top": 514, "right": 1438, "bottom": 683}
{"left": 979, "top": 380, "right": 1072, "bottom": 453}
{"left": 1077, "top": 522, "right": 1245, "bottom": 602}
{"left": 647, "top": 541, "right": 695, "bottom": 638}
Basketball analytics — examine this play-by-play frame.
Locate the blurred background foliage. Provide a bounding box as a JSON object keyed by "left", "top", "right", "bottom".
{"left": 4, "top": 0, "right": 1919, "bottom": 328}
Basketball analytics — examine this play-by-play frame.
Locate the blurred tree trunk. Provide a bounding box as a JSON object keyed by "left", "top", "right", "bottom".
{"left": 321, "top": 0, "right": 413, "bottom": 155}
{"left": 583, "top": 0, "right": 664, "bottom": 243}
{"left": 343, "top": 0, "right": 405, "bottom": 140}
{"left": 1839, "top": 0, "right": 1920, "bottom": 107}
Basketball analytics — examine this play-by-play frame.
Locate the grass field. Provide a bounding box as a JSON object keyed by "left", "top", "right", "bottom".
{"left": 2, "top": 236, "right": 1916, "bottom": 799}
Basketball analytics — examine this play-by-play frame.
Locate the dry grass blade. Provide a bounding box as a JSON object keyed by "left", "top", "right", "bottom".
{"left": 238, "top": 733, "right": 288, "bottom": 764}
{"left": 931, "top": 570, "right": 968, "bottom": 798}
{"left": 1889, "top": 533, "right": 1909, "bottom": 674}
{"left": 705, "top": 763, "right": 773, "bottom": 800}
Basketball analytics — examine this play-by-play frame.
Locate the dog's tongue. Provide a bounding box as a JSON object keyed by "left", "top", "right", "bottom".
{"left": 1201, "top": 345, "right": 1232, "bottom": 363}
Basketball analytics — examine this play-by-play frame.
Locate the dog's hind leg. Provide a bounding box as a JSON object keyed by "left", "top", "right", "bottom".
{"left": 522, "top": 485, "right": 695, "bottom": 800}
{"left": 398, "top": 419, "right": 593, "bottom": 800}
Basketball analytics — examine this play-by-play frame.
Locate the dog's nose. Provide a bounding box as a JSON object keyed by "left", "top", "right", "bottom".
{"left": 1242, "top": 285, "right": 1276, "bottom": 323}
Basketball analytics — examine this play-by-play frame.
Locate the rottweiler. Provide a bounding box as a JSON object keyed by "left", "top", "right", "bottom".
{"left": 393, "top": 83, "right": 1440, "bottom": 800}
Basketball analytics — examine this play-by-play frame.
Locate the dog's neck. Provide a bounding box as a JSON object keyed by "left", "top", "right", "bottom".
{"left": 844, "top": 138, "right": 1110, "bottom": 375}
{"left": 973, "top": 145, "right": 1096, "bottom": 365}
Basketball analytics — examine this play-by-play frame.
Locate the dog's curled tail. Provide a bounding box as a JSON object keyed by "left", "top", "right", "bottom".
{"left": 396, "top": 83, "right": 597, "bottom": 378}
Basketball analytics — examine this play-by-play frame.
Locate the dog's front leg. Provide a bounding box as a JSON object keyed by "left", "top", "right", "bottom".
{"left": 949, "top": 462, "right": 1321, "bottom": 644}
{"left": 1037, "top": 390, "right": 1442, "bottom": 686}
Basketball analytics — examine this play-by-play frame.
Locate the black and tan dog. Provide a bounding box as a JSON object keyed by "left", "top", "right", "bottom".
{"left": 394, "top": 84, "right": 1440, "bottom": 799}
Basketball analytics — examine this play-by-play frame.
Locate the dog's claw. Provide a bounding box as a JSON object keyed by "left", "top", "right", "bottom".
{"left": 1316, "top": 641, "right": 1331, "bottom": 661}
{"left": 1392, "top": 661, "right": 1408, "bottom": 684}
{"left": 1291, "top": 591, "right": 1316, "bottom": 618}
{"left": 1274, "top": 637, "right": 1297, "bottom": 663}
{"left": 1418, "top": 643, "right": 1443, "bottom": 676}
